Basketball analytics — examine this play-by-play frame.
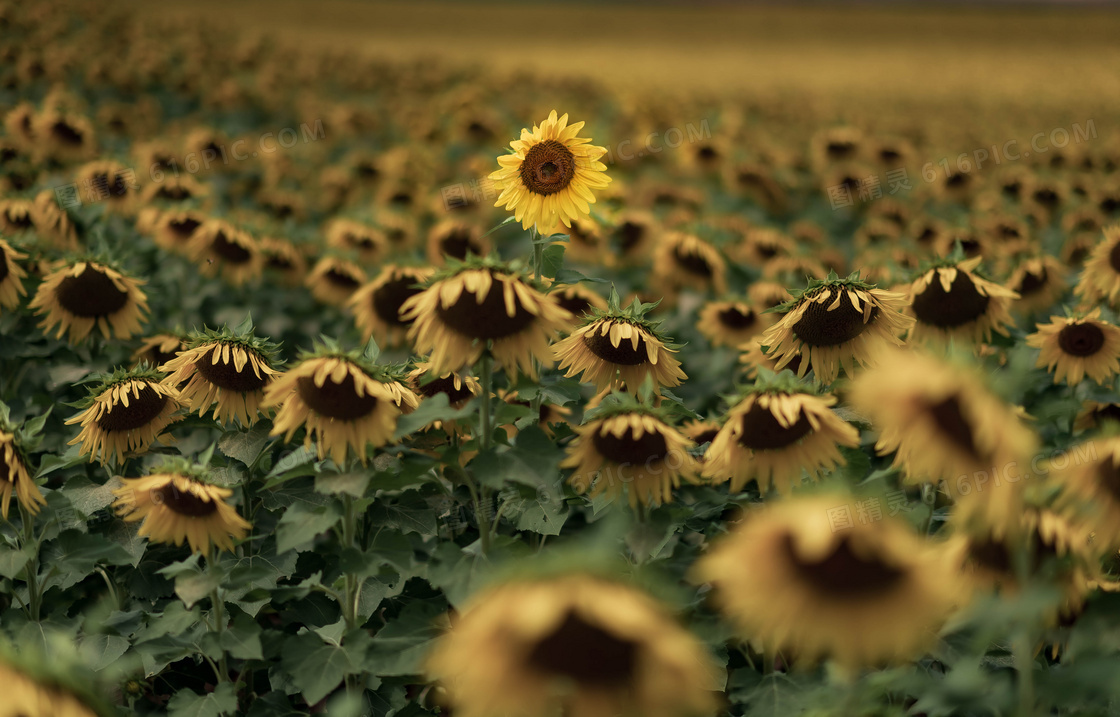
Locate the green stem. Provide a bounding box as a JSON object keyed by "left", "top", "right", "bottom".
{"left": 207, "top": 547, "right": 229, "bottom": 682}
{"left": 479, "top": 351, "right": 494, "bottom": 451}
{"left": 531, "top": 227, "right": 543, "bottom": 283}
{"left": 1014, "top": 632, "right": 1035, "bottom": 717}
{"left": 340, "top": 493, "right": 360, "bottom": 631}
{"left": 19, "top": 503, "right": 41, "bottom": 622}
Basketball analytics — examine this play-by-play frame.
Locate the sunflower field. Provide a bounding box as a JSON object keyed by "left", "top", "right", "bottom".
{"left": 5, "top": 1, "right": 1120, "bottom": 716}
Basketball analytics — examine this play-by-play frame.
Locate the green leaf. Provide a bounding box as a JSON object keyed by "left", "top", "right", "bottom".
{"left": 220, "top": 612, "right": 263, "bottom": 660}
{"left": 314, "top": 470, "right": 370, "bottom": 498}
{"left": 393, "top": 393, "right": 477, "bottom": 439}
{"left": 0, "top": 545, "right": 31, "bottom": 579}
{"left": 281, "top": 632, "right": 362, "bottom": 705}
{"left": 276, "top": 501, "right": 341, "bottom": 553}
{"left": 365, "top": 599, "right": 448, "bottom": 676}
{"left": 368, "top": 492, "right": 439, "bottom": 536}
{"left": 77, "top": 634, "right": 130, "bottom": 671}
{"left": 540, "top": 243, "right": 565, "bottom": 279}
{"left": 167, "top": 683, "right": 238, "bottom": 717}
{"left": 218, "top": 423, "right": 272, "bottom": 467}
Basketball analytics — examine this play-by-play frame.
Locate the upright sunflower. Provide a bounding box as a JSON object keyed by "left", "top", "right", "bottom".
{"left": 553, "top": 291, "right": 685, "bottom": 395}
{"left": 112, "top": 459, "right": 251, "bottom": 554}
{"left": 0, "top": 403, "right": 46, "bottom": 519}
{"left": 1074, "top": 224, "right": 1120, "bottom": 307}
{"left": 490, "top": 110, "right": 611, "bottom": 236}
{"left": 401, "top": 258, "right": 572, "bottom": 378}
{"left": 348, "top": 264, "right": 433, "bottom": 347}
{"left": 905, "top": 256, "right": 1019, "bottom": 346}
{"left": 561, "top": 395, "right": 700, "bottom": 508}
{"left": 693, "top": 495, "right": 965, "bottom": 670}
{"left": 30, "top": 260, "right": 149, "bottom": 343}
{"left": 262, "top": 341, "right": 419, "bottom": 465}
{"left": 703, "top": 377, "right": 859, "bottom": 494}
{"left": 425, "top": 574, "right": 720, "bottom": 717}
{"left": 760, "top": 273, "right": 913, "bottom": 384}
{"left": 65, "top": 367, "right": 182, "bottom": 465}
{"left": 0, "top": 238, "right": 28, "bottom": 313}
{"left": 1026, "top": 309, "right": 1120, "bottom": 386}
{"left": 160, "top": 321, "right": 282, "bottom": 426}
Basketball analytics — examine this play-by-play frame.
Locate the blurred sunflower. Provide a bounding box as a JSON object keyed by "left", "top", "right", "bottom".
{"left": 349, "top": 264, "right": 433, "bottom": 347}
{"left": 561, "top": 216, "right": 605, "bottom": 264}
{"left": 905, "top": 256, "right": 1018, "bottom": 346}
{"left": 34, "top": 109, "right": 95, "bottom": 161}
{"left": 326, "top": 219, "right": 387, "bottom": 265}
{"left": 609, "top": 210, "right": 658, "bottom": 265}
{"left": 1, "top": 653, "right": 106, "bottom": 717}
{"left": 149, "top": 209, "right": 206, "bottom": 254}
{"left": 0, "top": 198, "right": 35, "bottom": 234}
{"left": 141, "top": 174, "right": 208, "bottom": 204}
{"left": 697, "top": 298, "right": 773, "bottom": 348}
{"left": 112, "top": 460, "right": 251, "bottom": 554}
{"left": 160, "top": 323, "right": 281, "bottom": 426}
{"left": 187, "top": 219, "right": 263, "bottom": 286}
{"left": 1074, "top": 400, "right": 1120, "bottom": 434}
{"left": 553, "top": 292, "right": 685, "bottom": 395}
{"left": 32, "top": 190, "right": 80, "bottom": 249}
{"left": 1026, "top": 309, "right": 1120, "bottom": 386}
{"left": 306, "top": 255, "right": 367, "bottom": 307}
{"left": 703, "top": 379, "right": 859, "bottom": 493}
{"left": 748, "top": 280, "right": 793, "bottom": 310}
{"left": 760, "top": 273, "right": 913, "bottom": 384}
{"left": 425, "top": 219, "right": 488, "bottom": 265}
{"left": 0, "top": 238, "right": 28, "bottom": 313}
{"left": 693, "top": 495, "right": 964, "bottom": 670}
{"left": 0, "top": 405, "right": 45, "bottom": 520}
{"left": 401, "top": 259, "right": 572, "bottom": 378}
{"left": 425, "top": 574, "right": 720, "bottom": 717}
{"left": 132, "top": 332, "right": 187, "bottom": 369}
{"left": 74, "top": 160, "right": 138, "bottom": 211}
{"left": 65, "top": 367, "right": 182, "bottom": 465}
{"left": 1054, "top": 436, "right": 1120, "bottom": 549}
{"left": 258, "top": 237, "right": 307, "bottom": 286}
{"left": 652, "top": 232, "right": 727, "bottom": 296}
{"left": 30, "top": 260, "right": 149, "bottom": 343}
{"left": 262, "top": 343, "right": 418, "bottom": 465}
{"left": 490, "top": 110, "right": 611, "bottom": 236}
{"left": 1007, "top": 255, "right": 1068, "bottom": 314}
{"left": 548, "top": 282, "right": 608, "bottom": 328}
{"left": 562, "top": 396, "right": 699, "bottom": 508}
{"left": 1076, "top": 225, "right": 1120, "bottom": 306}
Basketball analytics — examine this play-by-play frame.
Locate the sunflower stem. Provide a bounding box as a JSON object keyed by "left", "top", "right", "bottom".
{"left": 1014, "top": 631, "right": 1036, "bottom": 717}
{"left": 479, "top": 351, "right": 494, "bottom": 451}
{"left": 18, "top": 502, "right": 41, "bottom": 621}
{"left": 206, "top": 547, "right": 230, "bottom": 682}
{"left": 341, "top": 493, "right": 361, "bottom": 631}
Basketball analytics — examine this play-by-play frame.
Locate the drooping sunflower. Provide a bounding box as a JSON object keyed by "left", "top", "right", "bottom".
{"left": 112, "top": 460, "right": 251, "bottom": 554}
{"left": 31, "top": 190, "right": 80, "bottom": 250}
{"left": 306, "top": 255, "right": 368, "bottom": 307}
{"left": 187, "top": 219, "right": 263, "bottom": 286}
{"left": 1026, "top": 309, "right": 1120, "bottom": 386}
{"left": 651, "top": 232, "right": 727, "bottom": 297}
{"left": 490, "top": 110, "right": 611, "bottom": 236}
{"left": 609, "top": 210, "right": 659, "bottom": 265}
{"left": 739, "top": 338, "right": 803, "bottom": 379}
{"left": 258, "top": 237, "right": 308, "bottom": 286}
{"left": 0, "top": 404, "right": 46, "bottom": 520}
{"left": 703, "top": 379, "right": 860, "bottom": 493}
{"left": 74, "top": 160, "right": 139, "bottom": 212}
{"left": 29, "top": 260, "right": 149, "bottom": 343}
{"left": 561, "top": 396, "right": 700, "bottom": 508}
{"left": 65, "top": 367, "right": 182, "bottom": 465}
{"left": 326, "top": 219, "right": 387, "bottom": 265}
{"left": 348, "top": 264, "right": 433, "bottom": 347}
{"left": 693, "top": 495, "right": 965, "bottom": 670}
{"left": 262, "top": 343, "right": 419, "bottom": 465}
{"left": 904, "top": 256, "right": 1019, "bottom": 346}
{"left": 759, "top": 273, "right": 913, "bottom": 384}
{"left": 0, "top": 238, "right": 28, "bottom": 313}
{"left": 1007, "top": 255, "right": 1068, "bottom": 314}
{"left": 697, "top": 298, "right": 773, "bottom": 348}
{"left": 498, "top": 389, "right": 573, "bottom": 440}
{"left": 548, "top": 282, "right": 609, "bottom": 328}
{"left": 1053, "top": 436, "right": 1120, "bottom": 550}
{"left": 407, "top": 361, "right": 480, "bottom": 434}
{"left": 0, "top": 198, "right": 35, "bottom": 235}
{"left": 133, "top": 332, "right": 187, "bottom": 369}
{"left": 553, "top": 292, "right": 686, "bottom": 395}
{"left": 426, "top": 219, "right": 489, "bottom": 265}
{"left": 401, "top": 259, "right": 572, "bottom": 378}
{"left": 1076, "top": 225, "right": 1120, "bottom": 307}
{"left": 425, "top": 574, "right": 720, "bottom": 717}
{"left": 160, "top": 323, "right": 282, "bottom": 427}
{"left": 748, "top": 280, "right": 793, "bottom": 310}
{"left": 1074, "top": 400, "right": 1120, "bottom": 434}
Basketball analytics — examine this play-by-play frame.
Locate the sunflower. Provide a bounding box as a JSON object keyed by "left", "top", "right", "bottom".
{"left": 425, "top": 574, "right": 720, "bottom": 717}
{"left": 133, "top": 332, "right": 187, "bottom": 369}
{"left": 682, "top": 419, "right": 721, "bottom": 449}
{"left": 810, "top": 126, "right": 865, "bottom": 170}
{"left": 497, "top": 389, "right": 572, "bottom": 440}
{"left": 31, "top": 190, "right": 80, "bottom": 250}
{"left": 187, "top": 219, "right": 263, "bottom": 286}
{"left": 693, "top": 495, "right": 964, "bottom": 670}
{"left": 426, "top": 219, "right": 489, "bottom": 265}
{"left": 489, "top": 110, "right": 611, "bottom": 236}
{"left": 1074, "top": 400, "right": 1120, "bottom": 434}
{"left": 29, "top": 260, "right": 149, "bottom": 343}
{"left": 1026, "top": 309, "right": 1120, "bottom": 386}
{"left": 348, "top": 264, "right": 433, "bottom": 347}
{"left": 149, "top": 209, "right": 206, "bottom": 255}
{"left": 1006, "top": 255, "right": 1068, "bottom": 314}
{"left": 561, "top": 398, "right": 699, "bottom": 508}
{"left": 401, "top": 260, "right": 572, "bottom": 379}
{"left": 34, "top": 110, "right": 95, "bottom": 161}
{"left": 112, "top": 463, "right": 251, "bottom": 554}
{"left": 748, "top": 280, "right": 793, "bottom": 310}
{"left": 1, "top": 657, "right": 104, "bottom": 717}
{"left": 306, "top": 255, "right": 367, "bottom": 307}
{"left": 0, "top": 238, "right": 28, "bottom": 313}
{"left": 326, "top": 219, "right": 387, "bottom": 265}
{"left": 0, "top": 418, "right": 45, "bottom": 520}
{"left": 160, "top": 326, "right": 282, "bottom": 427}
{"left": 697, "top": 299, "right": 773, "bottom": 349}
{"left": 704, "top": 382, "right": 859, "bottom": 494}
{"left": 141, "top": 174, "right": 208, "bottom": 204}
{"left": 0, "top": 198, "right": 35, "bottom": 234}
{"left": 1053, "top": 436, "right": 1120, "bottom": 550}
{"left": 1076, "top": 225, "right": 1120, "bottom": 307}
{"left": 548, "top": 282, "right": 608, "bottom": 328}
{"left": 408, "top": 361, "right": 480, "bottom": 433}
{"left": 848, "top": 347, "right": 1038, "bottom": 534}
{"left": 609, "top": 210, "right": 659, "bottom": 265}
{"left": 262, "top": 347, "right": 418, "bottom": 465}
{"left": 258, "top": 237, "right": 308, "bottom": 286}
{"left": 652, "top": 232, "right": 727, "bottom": 297}
{"left": 561, "top": 216, "right": 605, "bottom": 264}
{"left": 903, "top": 256, "right": 1019, "bottom": 347}
{"left": 65, "top": 368, "right": 182, "bottom": 465}
{"left": 553, "top": 293, "right": 686, "bottom": 395}
{"left": 74, "top": 160, "right": 138, "bottom": 211}
{"left": 739, "top": 338, "right": 804, "bottom": 379}
{"left": 760, "top": 273, "right": 913, "bottom": 385}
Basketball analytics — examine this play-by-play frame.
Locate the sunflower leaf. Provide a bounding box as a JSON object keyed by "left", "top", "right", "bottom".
{"left": 166, "top": 683, "right": 238, "bottom": 717}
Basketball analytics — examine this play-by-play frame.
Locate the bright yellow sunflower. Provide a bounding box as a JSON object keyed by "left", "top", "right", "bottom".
{"left": 760, "top": 273, "right": 913, "bottom": 384}
{"left": 1026, "top": 309, "right": 1120, "bottom": 386}
{"left": 0, "top": 238, "right": 28, "bottom": 313}
{"left": 348, "top": 264, "right": 433, "bottom": 348}
{"left": 112, "top": 462, "right": 251, "bottom": 554}
{"left": 490, "top": 110, "right": 611, "bottom": 237}
{"left": 401, "top": 259, "right": 572, "bottom": 379}
{"left": 65, "top": 368, "right": 182, "bottom": 465}
{"left": 693, "top": 494, "right": 965, "bottom": 670}
{"left": 30, "top": 260, "right": 149, "bottom": 344}
{"left": 904, "top": 256, "right": 1019, "bottom": 347}
{"left": 425, "top": 574, "right": 721, "bottom": 717}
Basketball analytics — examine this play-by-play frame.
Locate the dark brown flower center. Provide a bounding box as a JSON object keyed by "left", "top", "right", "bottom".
{"left": 519, "top": 139, "right": 576, "bottom": 196}
{"left": 592, "top": 424, "right": 669, "bottom": 465}
{"left": 736, "top": 402, "right": 814, "bottom": 450}
{"left": 1016, "top": 268, "right": 1047, "bottom": 296}
{"left": 1091, "top": 404, "right": 1120, "bottom": 427}
{"left": 582, "top": 325, "right": 649, "bottom": 366}
{"left": 167, "top": 217, "right": 201, "bottom": 242}
{"left": 791, "top": 288, "right": 878, "bottom": 347}
{"left": 926, "top": 394, "right": 988, "bottom": 463}
{"left": 911, "top": 271, "right": 991, "bottom": 328}
{"left": 195, "top": 346, "right": 270, "bottom": 392}
{"left": 1095, "top": 457, "right": 1120, "bottom": 503}
{"left": 210, "top": 230, "right": 252, "bottom": 264}
{"left": 372, "top": 275, "right": 423, "bottom": 327}
{"left": 415, "top": 374, "right": 474, "bottom": 404}
{"left": 0, "top": 248, "right": 9, "bottom": 283}
{"left": 50, "top": 119, "right": 85, "bottom": 147}
{"left": 2, "top": 208, "right": 32, "bottom": 230}
{"left": 555, "top": 292, "right": 594, "bottom": 318}
{"left": 438, "top": 229, "right": 481, "bottom": 261}
{"left": 296, "top": 372, "right": 379, "bottom": 420}
{"left": 55, "top": 265, "right": 130, "bottom": 318}
{"left": 825, "top": 140, "right": 857, "bottom": 161}
{"left": 153, "top": 481, "right": 219, "bottom": 517}
{"left": 718, "top": 306, "right": 757, "bottom": 330}
{"left": 672, "top": 246, "right": 713, "bottom": 278}
{"left": 784, "top": 534, "right": 905, "bottom": 598}
{"left": 1108, "top": 241, "right": 1120, "bottom": 275}
{"left": 526, "top": 611, "right": 638, "bottom": 687}
{"left": 692, "top": 428, "right": 720, "bottom": 445}
{"left": 324, "top": 267, "right": 362, "bottom": 290}
{"left": 616, "top": 221, "right": 646, "bottom": 252}
{"left": 1058, "top": 322, "right": 1105, "bottom": 357}
{"left": 435, "top": 278, "right": 537, "bottom": 340}
{"left": 95, "top": 384, "right": 168, "bottom": 432}
{"left": 968, "top": 537, "right": 1013, "bottom": 574}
